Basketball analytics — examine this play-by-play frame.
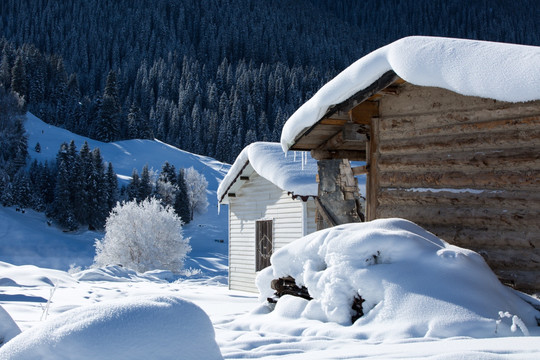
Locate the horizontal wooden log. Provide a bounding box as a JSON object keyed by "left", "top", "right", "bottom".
{"left": 378, "top": 147, "right": 540, "bottom": 173}
{"left": 495, "top": 269, "right": 540, "bottom": 292}
{"left": 352, "top": 165, "right": 369, "bottom": 175}
{"left": 349, "top": 101, "right": 379, "bottom": 125}
{"left": 379, "top": 114, "right": 540, "bottom": 140}
{"left": 376, "top": 204, "right": 540, "bottom": 231}
{"left": 311, "top": 149, "right": 366, "bottom": 161}
{"left": 378, "top": 169, "right": 540, "bottom": 191}
{"left": 318, "top": 124, "right": 368, "bottom": 151}
{"left": 380, "top": 82, "right": 540, "bottom": 118}
{"left": 476, "top": 248, "right": 540, "bottom": 271}
{"left": 379, "top": 127, "right": 540, "bottom": 155}
{"left": 377, "top": 188, "right": 540, "bottom": 210}
{"left": 424, "top": 225, "right": 540, "bottom": 250}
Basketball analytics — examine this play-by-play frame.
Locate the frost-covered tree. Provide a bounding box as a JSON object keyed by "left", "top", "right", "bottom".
{"left": 184, "top": 167, "right": 208, "bottom": 221}
{"left": 93, "top": 197, "right": 191, "bottom": 273}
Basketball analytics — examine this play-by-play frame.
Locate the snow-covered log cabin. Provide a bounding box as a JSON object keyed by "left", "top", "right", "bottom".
{"left": 217, "top": 142, "right": 318, "bottom": 292}
{"left": 280, "top": 36, "right": 540, "bottom": 293}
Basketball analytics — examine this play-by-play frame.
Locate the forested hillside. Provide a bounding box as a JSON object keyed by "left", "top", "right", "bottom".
{"left": 1, "top": 0, "right": 538, "bottom": 163}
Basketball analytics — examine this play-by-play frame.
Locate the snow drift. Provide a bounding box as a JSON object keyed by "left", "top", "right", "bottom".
{"left": 256, "top": 218, "right": 540, "bottom": 340}
{"left": 0, "top": 295, "right": 223, "bottom": 360}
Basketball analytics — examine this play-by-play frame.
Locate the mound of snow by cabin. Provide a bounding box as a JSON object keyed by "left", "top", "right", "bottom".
{"left": 217, "top": 142, "right": 318, "bottom": 202}
{"left": 281, "top": 36, "right": 540, "bottom": 151}
{"left": 0, "top": 295, "right": 223, "bottom": 360}
{"left": 255, "top": 218, "right": 540, "bottom": 340}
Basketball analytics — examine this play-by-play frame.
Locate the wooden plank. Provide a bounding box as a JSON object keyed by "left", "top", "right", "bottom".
{"left": 378, "top": 169, "right": 540, "bottom": 191}
{"left": 366, "top": 117, "right": 379, "bottom": 221}
{"left": 378, "top": 147, "right": 540, "bottom": 172}
{"left": 310, "top": 149, "right": 366, "bottom": 161}
{"left": 324, "top": 70, "right": 398, "bottom": 119}
{"left": 495, "top": 269, "right": 540, "bottom": 291}
{"left": 376, "top": 204, "right": 540, "bottom": 231}
{"left": 316, "top": 124, "right": 368, "bottom": 151}
{"left": 427, "top": 225, "right": 540, "bottom": 250}
{"left": 352, "top": 165, "right": 369, "bottom": 175}
{"left": 379, "top": 128, "right": 540, "bottom": 155}
{"left": 377, "top": 188, "right": 540, "bottom": 210}
{"left": 379, "top": 115, "right": 540, "bottom": 140}
{"left": 349, "top": 101, "right": 379, "bottom": 125}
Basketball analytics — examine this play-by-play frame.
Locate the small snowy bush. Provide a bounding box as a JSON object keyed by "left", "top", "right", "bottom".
{"left": 93, "top": 197, "right": 191, "bottom": 273}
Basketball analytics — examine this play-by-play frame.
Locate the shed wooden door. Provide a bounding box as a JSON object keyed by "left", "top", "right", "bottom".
{"left": 256, "top": 220, "right": 273, "bottom": 271}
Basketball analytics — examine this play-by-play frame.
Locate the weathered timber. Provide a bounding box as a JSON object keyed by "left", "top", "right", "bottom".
{"left": 310, "top": 149, "right": 366, "bottom": 161}
{"left": 424, "top": 226, "right": 540, "bottom": 250}
{"left": 471, "top": 248, "right": 540, "bottom": 271}
{"left": 379, "top": 113, "right": 540, "bottom": 137}
{"left": 496, "top": 270, "right": 540, "bottom": 292}
{"left": 376, "top": 204, "right": 540, "bottom": 231}
{"left": 324, "top": 71, "right": 398, "bottom": 119}
{"left": 352, "top": 165, "right": 369, "bottom": 175}
{"left": 316, "top": 123, "right": 368, "bottom": 151}
{"left": 378, "top": 170, "right": 540, "bottom": 191}
{"left": 379, "top": 82, "right": 540, "bottom": 117}
{"left": 366, "top": 116, "right": 380, "bottom": 221}
{"left": 316, "top": 159, "right": 364, "bottom": 230}
{"left": 377, "top": 188, "right": 540, "bottom": 209}
{"left": 378, "top": 127, "right": 540, "bottom": 155}
{"left": 378, "top": 147, "right": 540, "bottom": 172}
{"left": 271, "top": 276, "right": 312, "bottom": 301}
{"left": 349, "top": 101, "right": 379, "bottom": 125}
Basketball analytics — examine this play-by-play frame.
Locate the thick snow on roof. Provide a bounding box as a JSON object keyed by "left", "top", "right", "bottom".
{"left": 255, "top": 218, "right": 540, "bottom": 339}
{"left": 281, "top": 36, "right": 540, "bottom": 151}
{"left": 217, "top": 142, "right": 318, "bottom": 202}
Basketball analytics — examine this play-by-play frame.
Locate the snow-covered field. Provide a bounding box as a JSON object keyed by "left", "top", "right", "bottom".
{"left": 0, "top": 114, "right": 539, "bottom": 358}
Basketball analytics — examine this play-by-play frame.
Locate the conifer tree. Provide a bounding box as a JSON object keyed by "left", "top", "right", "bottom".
{"left": 10, "top": 56, "right": 26, "bottom": 100}
{"left": 174, "top": 168, "right": 191, "bottom": 224}
{"left": 138, "top": 164, "right": 153, "bottom": 201}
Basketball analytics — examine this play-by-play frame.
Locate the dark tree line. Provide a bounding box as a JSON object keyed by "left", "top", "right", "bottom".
{"left": 1, "top": 0, "right": 538, "bottom": 163}
{"left": 123, "top": 161, "right": 208, "bottom": 225}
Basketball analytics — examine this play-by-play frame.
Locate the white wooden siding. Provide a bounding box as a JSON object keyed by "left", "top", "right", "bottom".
{"left": 228, "top": 172, "right": 317, "bottom": 293}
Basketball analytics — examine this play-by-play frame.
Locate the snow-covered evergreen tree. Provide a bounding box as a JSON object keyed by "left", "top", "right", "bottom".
{"left": 93, "top": 197, "right": 191, "bottom": 273}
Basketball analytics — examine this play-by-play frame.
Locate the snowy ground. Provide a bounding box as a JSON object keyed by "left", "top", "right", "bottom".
{"left": 1, "top": 207, "right": 539, "bottom": 359}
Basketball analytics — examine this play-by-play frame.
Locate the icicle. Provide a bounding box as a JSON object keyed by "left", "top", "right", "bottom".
{"left": 217, "top": 202, "right": 221, "bottom": 215}
{"left": 294, "top": 151, "right": 297, "bottom": 162}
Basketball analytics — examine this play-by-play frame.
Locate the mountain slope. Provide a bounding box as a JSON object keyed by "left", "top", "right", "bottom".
{"left": 0, "top": 113, "right": 230, "bottom": 272}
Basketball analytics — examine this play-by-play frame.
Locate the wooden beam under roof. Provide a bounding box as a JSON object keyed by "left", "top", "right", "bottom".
{"left": 289, "top": 71, "right": 400, "bottom": 151}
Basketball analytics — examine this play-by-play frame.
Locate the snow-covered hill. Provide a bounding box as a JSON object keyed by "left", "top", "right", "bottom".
{"left": 0, "top": 113, "right": 230, "bottom": 272}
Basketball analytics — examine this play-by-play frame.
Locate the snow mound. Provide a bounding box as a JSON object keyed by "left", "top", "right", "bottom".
{"left": 256, "top": 218, "right": 540, "bottom": 340}
{"left": 0, "top": 306, "right": 20, "bottom": 346}
{"left": 217, "top": 142, "right": 317, "bottom": 202}
{"left": 72, "top": 265, "right": 170, "bottom": 283}
{"left": 0, "top": 295, "right": 223, "bottom": 360}
{"left": 281, "top": 36, "right": 540, "bottom": 151}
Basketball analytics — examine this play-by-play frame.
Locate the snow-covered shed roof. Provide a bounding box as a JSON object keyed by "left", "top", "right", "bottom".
{"left": 217, "top": 142, "right": 318, "bottom": 204}
{"left": 281, "top": 36, "right": 540, "bottom": 151}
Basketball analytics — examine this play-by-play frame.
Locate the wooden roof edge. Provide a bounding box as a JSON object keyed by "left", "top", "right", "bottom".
{"left": 218, "top": 160, "right": 251, "bottom": 204}
{"left": 289, "top": 70, "right": 401, "bottom": 150}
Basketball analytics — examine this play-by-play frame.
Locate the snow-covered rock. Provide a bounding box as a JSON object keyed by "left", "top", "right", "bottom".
{"left": 256, "top": 218, "right": 540, "bottom": 339}
{"left": 281, "top": 36, "right": 540, "bottom": 151}
{"left": 0, "top": 295, "right": 223, "bottom": 360}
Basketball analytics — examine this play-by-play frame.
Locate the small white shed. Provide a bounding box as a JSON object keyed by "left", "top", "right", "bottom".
{"left": 218, "top": 142, "right": 318, "bottom": 292}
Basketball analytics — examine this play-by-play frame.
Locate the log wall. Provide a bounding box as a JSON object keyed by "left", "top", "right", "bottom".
{"left": 371, "top": 83, "right": 540, "bottom": 292}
